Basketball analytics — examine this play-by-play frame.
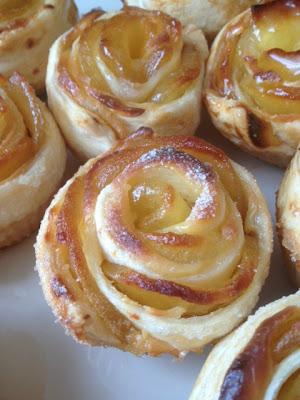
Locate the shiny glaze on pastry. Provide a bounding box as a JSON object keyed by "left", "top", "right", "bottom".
{"left": 35, "top": 131, "right": 272, "bottom": 356}
{"left": 190, "top": 292, "right": 300, "bottom": 400}
{"left": 0, "top": 73, "right": 66, "bottom": 248}
{"left": 46, "top": 7, "right": 208, "bottom": 160}
{"left": 277, "top": 147, "right": 300, "bottom": 287}
{"left": 0, "top": 0, "right": 78, "bottom": 91}
{"left": 205, "top": 0, "right": 300, "bottom": 167}
{"left": 123, "top": 0, "right": 267, "bottom": 40}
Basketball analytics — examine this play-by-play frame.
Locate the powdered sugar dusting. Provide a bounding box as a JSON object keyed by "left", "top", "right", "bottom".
{"left": 138, "top": 147, "right": 216, "bottom": 183}
{"left": 192, "top": 185, "right": 217, "bottom": 220}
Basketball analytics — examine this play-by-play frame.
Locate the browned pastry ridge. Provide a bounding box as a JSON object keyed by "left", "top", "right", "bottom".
{"left": 189, "top": 292, "right": 300, "bottom": 400}
{"left": 46, "top": 7, "right": 208, "bottom": 160}
{"left": 205, "top": 0, "right": 300, "bottom": 167}
{"left": 35, "top": 132, "right": 272, "bottom": 356}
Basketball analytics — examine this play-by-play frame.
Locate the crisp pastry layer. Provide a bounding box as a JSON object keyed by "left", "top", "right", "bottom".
{"left": 277, "top": 147, "right": 300, "bottom": 287}
{"left": 46, "top": 7, "right": 208, "bottom": 161}
{"left": 35, "top": 132, "right": 272, "bottom": 356}
{"left": 205, "top": 0, "right": 300, "bottom": 167}
{"left": 0, "top": 73, "right": 66, "bottom": 248}
{"left": 189, "top": 292, "right": 300, "bottom": 400}
{"left": 124, "top": 0, "right": 267, "bottom": 40}
{"left": 0, "top": 0, "right": 78, "bottom": 92}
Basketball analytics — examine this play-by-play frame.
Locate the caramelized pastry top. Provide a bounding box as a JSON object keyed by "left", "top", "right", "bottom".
{"left": 57, "top": 7, "right": 204, "bottom": 138}
{"left": 36, "top": 132, "right": 272, "bottom": 354}
{"left": 211, "top": 0, "right": 300, "bottom": 119}
{"left": 205, "top": 0, "right": 300, "bottom": 166}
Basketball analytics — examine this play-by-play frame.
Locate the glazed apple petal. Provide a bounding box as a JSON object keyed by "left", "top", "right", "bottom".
{"left": 205, "top": 0, "right": 300, "bottom": 166}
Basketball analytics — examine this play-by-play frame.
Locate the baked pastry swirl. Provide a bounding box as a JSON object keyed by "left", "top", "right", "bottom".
{"left": 0, "top": 73, "right": 66, "bottom": 248}
{"left": 46, "top": 7, "right": 208, "bottom": 160}
{"left": 189, "top": 292, "right": 300, "bottom": 400}
{"left": 205, "top": 0, "right": 300, "bottom": 167}
{"left": 123, "top": 0, "right": 267, "bottom": 40}
{"left": 277, "top": 147, "right": 300, "bottom": 287}
{"left": 35, "top": 132, "right": 272, "bottom": 356}
{"left": 0, "top": 0, "right": 78, "bottom": 92}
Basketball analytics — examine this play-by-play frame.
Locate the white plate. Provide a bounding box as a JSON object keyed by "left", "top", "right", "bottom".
{"left": 0, "top": 1, "right": 294, "bottom": 399}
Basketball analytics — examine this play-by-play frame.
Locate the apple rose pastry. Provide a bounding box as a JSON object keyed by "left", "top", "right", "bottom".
{"left": 189, "top": 292, "right": 300, "bottom": 400}
{"left": 123, "top": 0, "right": 267, "bottom": 40}
{"left": 205, "top": 0, "right": 300, "bottom": 167}
{"left": 0, "top": 0, "right": 78, "bottom": 92}
{"left": 46, "top": 7, "right": 208, "bottom": 161}
{"left": 277, "top": 147, "right": 300, "bottom": 287}
{"left": 35, "top": 132, "right": 272, "bottom": 356}
{"left": 0, "top": 73, "right": 66, "bottom": 248}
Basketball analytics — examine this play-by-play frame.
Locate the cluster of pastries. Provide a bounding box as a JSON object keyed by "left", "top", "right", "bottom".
{"left": 1, "top": 0, "right": 299, "bottom": 397}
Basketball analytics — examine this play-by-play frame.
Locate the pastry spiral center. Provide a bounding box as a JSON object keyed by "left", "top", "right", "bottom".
{"left": 95, "top": 146, "right": 245, "bottom": 298}
{"left": 128, "top": 147, "right": 219, "bottom": 233}
{"left": 59, "top": 7, "right": 202, "bottom": 107}
{"left": 98, "top": 12, "right": 182, "bottom": 85}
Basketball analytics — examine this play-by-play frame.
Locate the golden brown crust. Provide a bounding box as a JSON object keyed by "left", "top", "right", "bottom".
{"left": 35, "top": 133, "right": 272, "bottom": 356}
{"left": 277, "top": 146, "right": 300, "bottom": 287}
{"left": 205, "top": 0, "right": 300, "bottom": 167}
{"left": 0, "top": 0, "right": 78, "bottom": 91}
{"left": 46, "top": 7, "right": 208, "bottom": 160}
{"left": 189, "top": 292, "right": 300, "bottom": 400}
{"left": 0, "top": 73, "right": 66, "bottom": 249}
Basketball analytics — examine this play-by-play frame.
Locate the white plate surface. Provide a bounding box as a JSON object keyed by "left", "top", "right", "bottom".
{"left": 0, "top": 1, "right": 295, "bottom": 399}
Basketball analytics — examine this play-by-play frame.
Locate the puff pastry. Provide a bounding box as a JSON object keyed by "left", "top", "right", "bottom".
{"left": 46, "top": 7, "right": 208, "bottom": 161}
{"left": 123, "top": 1, "right": 267, "bottom": 40}
{"left": 205, "top": 0, "right": 300, "bottom": 167}
{"left": 0, "top": 73, "right": 66, "bottom": 248}
{"left": 35, "top": 132, "right": 272, "bottom": 356}
{"left": 277, "top": 147, "right": 300, "bottom": 287}
{"left": 0, "top": 0, "right": 78, "bottom": 92}
{"left": 189, "top": 292, "right": 300, "bottom": 400}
